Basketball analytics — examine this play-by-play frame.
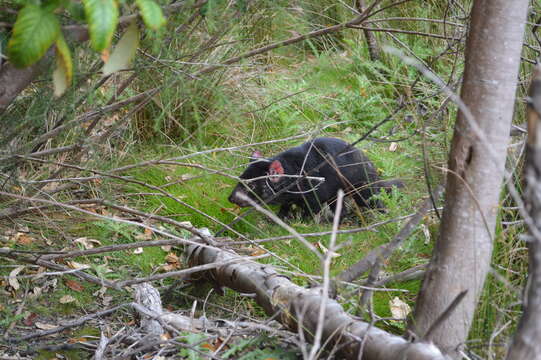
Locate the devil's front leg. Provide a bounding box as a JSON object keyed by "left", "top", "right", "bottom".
{"left": 299, "top": 194, "right": 325, "bottom": 219}
{"left": 277, "top": 203, "right": 294, "bottom": 219}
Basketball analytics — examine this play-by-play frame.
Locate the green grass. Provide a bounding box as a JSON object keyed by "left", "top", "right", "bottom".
{"left": 2, "top": 0, "right": 536, "bottom": 357}
{"left": 92, "top": 47, "right": 444, "bottom": 326}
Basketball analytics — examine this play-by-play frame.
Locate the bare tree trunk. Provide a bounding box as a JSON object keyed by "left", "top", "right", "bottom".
{"left": 356, "top": 0, "right": 380, "bottom": 61}
{"left": 506, "top": 64, "right": 541, "bottom": 359}
{"left": 409, "top": 0, "right": 529, "bottom": 357}
{"left": 0, "top": 60, "right": 48, "bottom": 113}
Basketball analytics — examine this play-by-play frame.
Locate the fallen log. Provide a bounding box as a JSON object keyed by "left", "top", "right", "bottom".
{"left": 186, "top": 238, "right": 448, "bottom": 360}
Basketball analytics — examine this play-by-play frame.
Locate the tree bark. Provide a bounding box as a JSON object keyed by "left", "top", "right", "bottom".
{"left": 0, "top": 60, "right": 49, "bottom": 113}
{"left": 356, "top": 0, "right": 380, "bottom": 62}
{"left": 409, "top": 0, "right": 529, "bottom": 357}
{"left": 506, "top": 64, "right": 541, "bottom": 359}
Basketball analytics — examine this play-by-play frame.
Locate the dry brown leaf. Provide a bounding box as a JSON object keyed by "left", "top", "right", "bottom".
{"left": 135, "top": 227, "right": 153, "bottom": 240}
{"left": 23, "top": 312, "right": 38, "bottom": 326}
{"left": 8, "top": 265, "right": 24, "bottom": 290}
{"left": 93, "top": 287, "right": 107, "bottom": 298}
{"left": 100, "top": 48, "right": 110, "bottom": 62}
{"left": 162, "top": 264, "right": 179, "bottom": 271}
{"left": 165, "top": 253, "right": 179, "bottom": 264}
{"left": 42, "top": 181, "right": 60, "bottom": 192}
{"left": 249, "top": 248, "right": 267, "bottom": 257}
{"left": 68, "top": 337, "right": 88, "bottom": 344}
{"left": 35, "top": 322, "right": 57, "bottom": 330}
{"left": 421, "top": 224, "right": 431, "bottom": 245}
{"left": 102, "top": 296, "right": 113, "bottom": 306}
{"left": 65, "top": 279, "right": 84, "bottom": 292}
{"left": 31, "top": 286, "right": 43, "bottom": 298}
{"left": 73, "top": 237, "right": 102, "bottom": 249}
{"left": 67, "top": 261, "right": 89, "bottom": 270}
{"left": 201, "top": 342, "right": 217, "bottom": 351}
{"left": 359, "top": 87, "right": 367, "bottom": 97}
{"left": 59, "top": 295, "right": 76, "bottom": 304}
{"left": 100, "top": 208, "right": 112, "bottom": 217}
{"left": 389, "top": 297, "right": 411, "bottom": 320}
{"left": 15, "top": 232, "right": 34, "bottom": 245}
{"left": 180, "top": 174, "right": 194, "bottom": 182}
{"left": 315, "top": 242, "right": 341, "bottom": 258}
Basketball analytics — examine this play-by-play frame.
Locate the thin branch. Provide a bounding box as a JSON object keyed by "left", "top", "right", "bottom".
{"left": 348, "top": 25, "right": 463, "bottom": 41}
{"left": 338, "top": 185, "right": 443, "bottom": 283}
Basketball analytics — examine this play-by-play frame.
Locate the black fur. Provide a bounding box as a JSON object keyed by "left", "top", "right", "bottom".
{"left": 228, "top": 137, "right": 395, "bottom": 219}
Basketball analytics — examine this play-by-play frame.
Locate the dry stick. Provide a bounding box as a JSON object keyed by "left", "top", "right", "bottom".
{"left": 237, "top": 193, "right": 321, "bottom": 259}
{"left": 4, "top": 82, "right": 157, "bottom": 206}
{"left": 338, "top": 185, "right": 444, "bottom": 283}
{"left": 0, "top": 192, "right": 227, "bottom": 260}
{"left": 0, "top": 185, "right": 214, "bottom": 243}
{"left": 386, "top": 46, "right": 537, "bottom": 242}
{"left": 111, "top": 125, "right": 345, "bottom": 173}
{"left": 242, "top": 88, "right": 314, "bottom": 115}
{"left": 2, "top": 191, "right": 311, "bottom": 288}
{"left": 6, "top": 305, "right": 124, "bottom": 343}
{"left": 0, "top": 198, "right": 105, "bottom": 219}
{"left": 3, "top": 285, "right": 29, "bottom": 339}
{"left": 6, "top": 78, "right": 142, "bottom": 157}
{"left": 0, "top": 249, "right": 118, "bottom": 289}
{"left": 309, "top": 190, "right": 344, "bottom": 360}
{"left": 195, "top": 0, "right": 381, "bottom": 77}
{"left": 40, "top": 239, "right": 193, "bottom": 261}
{"left": 94, "top": 332, "right": 109, "bottom": 360}
{"left": 348, "top": 25, "right": 463, "bottom": 41}
{"left": 17, "top": 144, "right": 81, "bottom": 159}
{"left": 373, "top": 263, "right": 427, "bottom": 287}
{"left": 114, "top": 253, "right": 269, "bottom": 288}
{"left": 422, "top": 97, "right": 453, "bottom": 221}
{"left": 9, "top": 156, "right": 235, "bottom": 242}
{"left": 2, "top": 238, "right": 266, "bottom": 292}
{"left": 363, "top": 17, "right": 464, "bottom": 27}
{"left": 230, "top": 212, "right": 424, "bottom": 245}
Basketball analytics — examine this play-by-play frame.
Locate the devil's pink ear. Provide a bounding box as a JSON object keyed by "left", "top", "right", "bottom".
{"left": 250, "top": 151, "right": 263, "bottom": 160}
{"left": 268, "top": 160, "right": 284, "bottom": 182}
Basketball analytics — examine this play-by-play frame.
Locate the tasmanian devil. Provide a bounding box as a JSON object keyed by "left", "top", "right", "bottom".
{"left": 228, "top": 137, "right": 400, "bottom": 219}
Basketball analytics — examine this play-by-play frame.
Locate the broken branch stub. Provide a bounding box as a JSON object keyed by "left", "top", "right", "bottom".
{"left": 185, "top": 238, "right": 447, "bottom": 360}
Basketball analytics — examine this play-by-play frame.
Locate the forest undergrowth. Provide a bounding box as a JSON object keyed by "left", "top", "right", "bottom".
{"left": 0, "top": 0, "right": 537, "bottom": 358}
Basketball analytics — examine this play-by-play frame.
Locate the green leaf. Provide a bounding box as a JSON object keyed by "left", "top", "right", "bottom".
{"left": 6, "top": 5, "right": 60, "bottom": 68}
{"left": 52, "top": 33, "right": 73, "bottom": 97}
{"left": 135, "top": 0, "right": 166, "bottom": 30}
{"left": 42, "top": 0, "right": 67, "bottom": 12}
{"left": 82, "top": 0, "right": 119, "bottom": 52}
{"left": 102, "top": 21, "right": 139, "bottom": 75}
{"left": 66, "top": 1, "right": 86, "bottom": 21}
